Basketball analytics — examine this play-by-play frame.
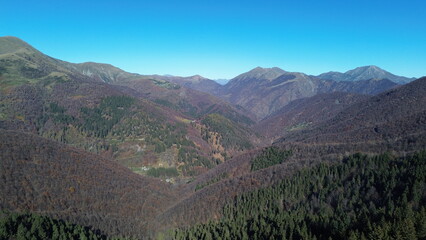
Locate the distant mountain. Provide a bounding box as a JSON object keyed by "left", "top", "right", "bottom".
{"left": 318, "top": 65, "right": 415, "bottom": 84}
{"left": 319, "top": 77, "right": 399, "bottom": 95}
{"left": 214, "top": 78, "right": 229, "bottom": 85}
{"left": 218, "top": 67, "right": 398, "bottom": 119}
{"left": 65, "top": 61, "right": 142, "bottom": 83}
{"left": 223, "top": 67, "right": 287, "bottom": 93}
{"left": 279, "top": 76, "right": 426, "bottom": 146}
{"left": 159, "top": 74, "right": 222, "bottom": 94}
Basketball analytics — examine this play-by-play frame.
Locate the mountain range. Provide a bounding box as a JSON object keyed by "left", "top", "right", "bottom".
{"left": 144, "top": 65, "right": 410, "bottom": 120}
{"left": 0, "top": 36, "right": 425, "bottom": 239}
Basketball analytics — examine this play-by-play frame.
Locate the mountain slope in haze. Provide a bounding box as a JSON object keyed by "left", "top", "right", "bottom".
{"left": 0, "top": 129, "right": 178, "bottom": 238}
{"left": 279, "top": 76, "right": 426, "bottom": 146}
{"left": 256, "top": 92, "right": 369, "bottom": 140}
{"left": 214, "top": 78, "right": 229, "bottom": 85}
{"left": 318, "top": 77, "right": 399, "bottom": 95}
{"left": 65, "top": 61, "right": 142, "bottom": 83}
{"left": 318, "top": 65, "right": 415, "bottom": 84}
{"left": 218, "top": 67, "right": 399, "bottom": 119}
{"left": 220, "top": 68, "right": 321, "bottom": 119}
{"left": 159, "top": 74, "right": 222, "bottom": 94}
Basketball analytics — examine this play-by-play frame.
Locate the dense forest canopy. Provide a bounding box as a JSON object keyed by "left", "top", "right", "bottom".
{"left": 175, "top": 152, "right": 426, "bottom": 240}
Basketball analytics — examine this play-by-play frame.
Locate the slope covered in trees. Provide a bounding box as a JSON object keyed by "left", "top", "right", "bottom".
{"left": 0, "top": 36, "right": 259, "bottom": 178}
{"left": 279, "top": 77, "right": 426, "bottom": 146}
{"left": 256, "top": 92, "right": 368, "bottom": 140}
{"left": 0, "top": 211, "right": 113, "bottom": 240}
{"left": 1, "top": 36, "right": 426, "bottom": 239}
{"left": 0, "top": 130, "right": 178, "bottom": 238}
{"left": 175, "top": 152, "right": 426, "bottom": 240}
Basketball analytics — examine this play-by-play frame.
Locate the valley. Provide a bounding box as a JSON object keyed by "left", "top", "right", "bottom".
{"left": 0, "top": 36, "right": 425, "bottom": 239}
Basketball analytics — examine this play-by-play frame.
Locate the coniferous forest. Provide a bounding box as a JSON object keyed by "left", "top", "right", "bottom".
{"left": 0, "top": 212, "right": 109, "bottom": 240}
{"left": 175, "top": 152, "right": 426, "bottom": 240}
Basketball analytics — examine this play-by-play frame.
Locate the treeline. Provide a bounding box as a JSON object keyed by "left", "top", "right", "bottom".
{"left": 175, "top": 152, "right": 426, "bottom": 239}
{"left": 0, "top": 211, "right": 110, "bottom": 240}
{"left": 251, "top": 146, "right": 292, "bottom": 171}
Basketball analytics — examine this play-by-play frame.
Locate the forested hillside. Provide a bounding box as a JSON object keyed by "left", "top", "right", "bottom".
{"left": 175, "top": 152, "right": 426, "bottom": 240}
{"left": 0, "top": 211, "right": 112, "bottom": 240}
{"left": 0, "top": 36, "right": 259, "bottom": 179}
{"left": 0, "top": 129, "right": 178, "bottom": 238}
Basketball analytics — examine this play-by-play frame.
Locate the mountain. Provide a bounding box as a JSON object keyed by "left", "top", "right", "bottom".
{"left": 157, "top": 77, "right": 426, "bottom": 231}
{"left": 223, "top": 67, "right": 286, "bottom": 94}
{"left": 0, "top": 36, "right": 258, "bottom": 179}
{"left": 318, "top": 77, "right": 399, "bottom": 95}
{"left": 218, "top": 67, "right": 398, "bottom": 119}
{"left": 278, "top": 76, "right": 426, "bottom": 147}
{"left": 65, "top": 61, "right": 142, "bottom": 83}
{"left": 2, "top": 36, "right": 426, "bottom": 239}
{"left": 219, "top": 68, "right": 319, "bottom": 119}
{"left": 318, "top": 65, "right": 415, "bottom": 84}
{"left": 158, "top": 74, "right": 222, "bottom": 94}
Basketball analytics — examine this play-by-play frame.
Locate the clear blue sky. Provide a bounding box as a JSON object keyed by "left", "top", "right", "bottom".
{"left": 1, "top": 0, "right": 425, "bottom": 79}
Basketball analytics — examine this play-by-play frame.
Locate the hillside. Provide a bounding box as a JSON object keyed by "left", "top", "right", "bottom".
{"left": 174, "top": 152, "right": 426, "bottom": 239}
{"left": 0, "top": 36, "right": 258, "bottom": 178}
{"left": 280, "top": 76, "right": 426, "bottom": 146}
{"left": 0, "top": 130, "right": 178, "bottom": 238}
{"left": 156, "top": 77, "right": 426, "bottom": 230}
{"left": 256, "top": 92, "right": 369, "bottom": 140}
{"left": 1, "top": 36, "right": 426, "bottom": 240}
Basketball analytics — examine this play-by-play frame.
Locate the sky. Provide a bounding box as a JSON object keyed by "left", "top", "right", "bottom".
{"left": 1, "top": 0, "right": 425, "bottom": 79}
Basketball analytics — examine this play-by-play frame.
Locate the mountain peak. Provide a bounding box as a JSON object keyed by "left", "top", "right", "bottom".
{"left": 250, "top": 66, "right": 285, "bottom": 73}
{"left": 189, "top": 74, "right": 207, "bottom": 80}
{"left": 318, "top": 65, "right": 414, "bottom": 84}
{"left": 0, "top": 36, "right": 36, "bottom": 54}
{"left": 349, "top": 65, "right": 386, "bottom": 74}
{"left": 234, "top": 67, "right": 286, "bottom": 82}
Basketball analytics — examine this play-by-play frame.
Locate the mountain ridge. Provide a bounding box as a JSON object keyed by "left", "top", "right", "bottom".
{"left": 317, "top": 65, "right": 415, "bottom": 84}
